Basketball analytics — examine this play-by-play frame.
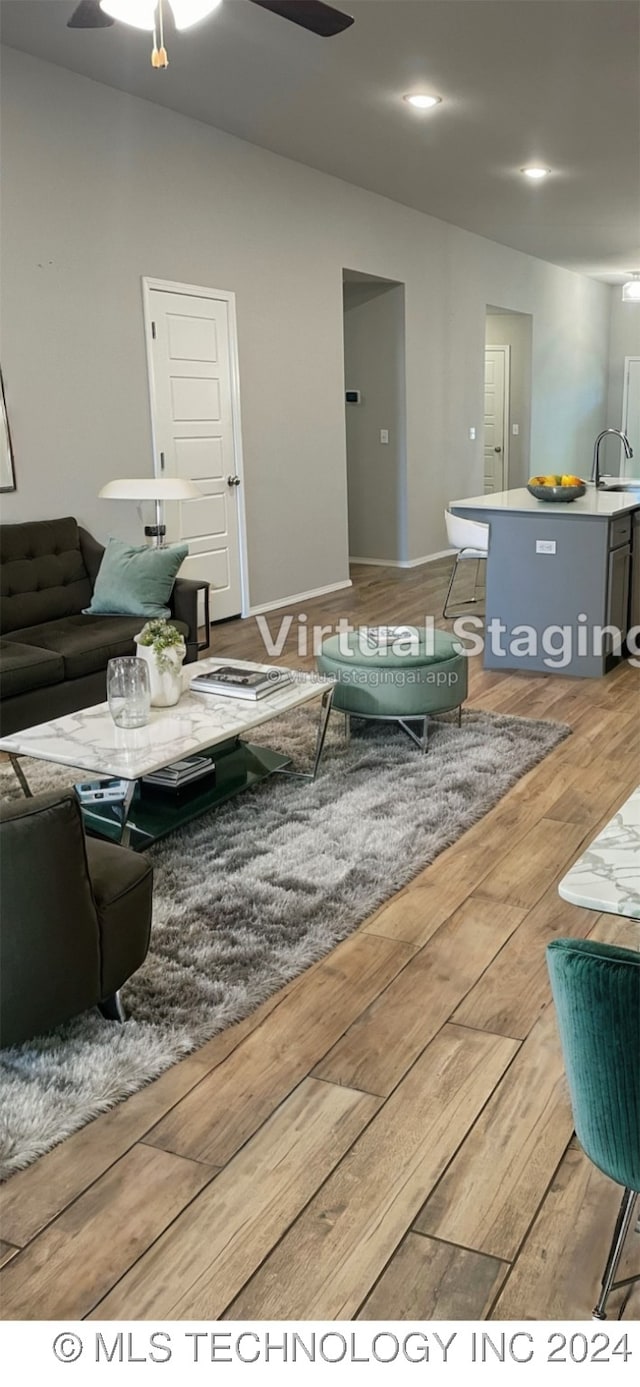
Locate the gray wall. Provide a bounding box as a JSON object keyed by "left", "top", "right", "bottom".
{"left": 485, "top": 311, "right": 532, "bottom": 488}
{"left": 343, "top": 280, "right": 406, "bottom": 562}
{"left": 1, "top": 47, "right": 613, "bottom": 607}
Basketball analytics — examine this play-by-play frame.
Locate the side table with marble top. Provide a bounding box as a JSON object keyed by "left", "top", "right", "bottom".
{"left": 558, "top": 787, "right": 640, "bottom": 923}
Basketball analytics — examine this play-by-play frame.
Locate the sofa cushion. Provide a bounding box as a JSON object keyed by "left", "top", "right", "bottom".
{"left": 11, "top": 615, "right": 145, "bottom": 681}
{"left": 85, "top": 538, "right": 189, "bottom": 620}
{"left": 0, "top": 518, "right": 92, "bottom": 633}
{"left": 11, "top": 615, "right": 190, "bottom": 682}
{"left": 0, "top": 639, "right": 65, "bottom": 699}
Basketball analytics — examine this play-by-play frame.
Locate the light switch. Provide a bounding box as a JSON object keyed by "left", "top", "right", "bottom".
{"left": 512, "top": 423, "right": 520, "bottom": 436}
{"left": 469, "top": 427, "right": 476, "bottom": 441}
{"left": 380, "top": 429, "right": 389, "bottom": 444}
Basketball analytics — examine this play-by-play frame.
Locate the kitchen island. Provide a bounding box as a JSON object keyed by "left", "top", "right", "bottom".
{"left": 449, "top": 486, "right": 640, "bottom": 676}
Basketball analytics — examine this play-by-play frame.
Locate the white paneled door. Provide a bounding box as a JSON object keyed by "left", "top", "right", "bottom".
{"left": 484, "top": 346, "right": 510, "bottom": 493}
{"left": 143, "top": 281, "right": 246, "bottom": 620}
{"left": 622, "top": 357, "right": 640, "bottom": 467}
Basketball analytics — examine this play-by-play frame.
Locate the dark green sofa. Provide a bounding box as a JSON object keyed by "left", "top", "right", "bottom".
{"left": 0, "top": 517, "right": 202, "bottom": 735}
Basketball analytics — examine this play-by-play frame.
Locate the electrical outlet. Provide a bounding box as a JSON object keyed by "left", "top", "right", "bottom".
{"left": 469, "top": 427, "right": 476, "bottom": 441}
{"left": 536, "top": 539, "right": 557, "bottom": 555}
{"left": 380, "top": 429, "right": 389, "bottom": 445}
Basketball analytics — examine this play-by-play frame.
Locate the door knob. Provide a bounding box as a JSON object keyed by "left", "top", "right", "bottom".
{"left": 494, "top": 446, "right": 502, "bottom": 453}
{"left": 227, "top": 475, "right": 241, "bottom": 487}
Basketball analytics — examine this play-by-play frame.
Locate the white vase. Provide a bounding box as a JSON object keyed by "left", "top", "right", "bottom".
{"left": 135, "top": 640, "right": 186, "bottom": 708}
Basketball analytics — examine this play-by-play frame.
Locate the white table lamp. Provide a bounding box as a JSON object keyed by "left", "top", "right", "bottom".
{"left": 99, "top": 476, "right": 202, "bottom": 546}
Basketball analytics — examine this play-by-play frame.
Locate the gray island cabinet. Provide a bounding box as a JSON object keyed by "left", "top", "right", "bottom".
{"left": 449, "top": 487, "right": 640, "bottom": 676}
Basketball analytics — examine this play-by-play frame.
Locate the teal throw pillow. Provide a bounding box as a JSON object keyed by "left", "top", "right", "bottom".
{"left": 85, "top": 538, "right": 189, "bottom": 619}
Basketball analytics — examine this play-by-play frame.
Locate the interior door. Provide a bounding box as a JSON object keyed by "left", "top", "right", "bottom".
{"left": 484, "top": 346, "right": 510, "bottom": 493}
{"left": 146, "top": 286, "right": 243, "bottom": 621}
{"left": 622, "top": 356, "right": 640, "bottom": 470}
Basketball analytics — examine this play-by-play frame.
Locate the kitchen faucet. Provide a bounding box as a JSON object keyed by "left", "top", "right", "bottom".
{"left": 591, "top": 429, "right": 633, "bottom": 488}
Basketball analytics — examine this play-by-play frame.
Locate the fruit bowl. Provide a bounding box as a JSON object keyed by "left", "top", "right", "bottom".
{"left": 527, "top": 474, "right": 587, "bottom": 503}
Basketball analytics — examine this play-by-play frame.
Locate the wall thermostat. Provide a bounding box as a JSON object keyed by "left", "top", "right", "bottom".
{"left": 345, "top": 390, "right": 361, "bottom": 404}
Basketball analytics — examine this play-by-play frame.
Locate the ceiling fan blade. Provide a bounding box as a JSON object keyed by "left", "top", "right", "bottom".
{"left": 249, "top": 1, "right": 354, "bottom": 38}
{"left": 67, "top": 1, "right": 115, "bottom": 28}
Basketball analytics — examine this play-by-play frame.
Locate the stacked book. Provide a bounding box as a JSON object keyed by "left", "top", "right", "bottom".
{"left": 190, "top": 665, "right": 293, "bottom": 700}
{"left": 142, "top": 755, "right": 215, "bottom": 793}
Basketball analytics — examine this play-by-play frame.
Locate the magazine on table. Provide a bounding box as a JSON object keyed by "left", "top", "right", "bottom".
{"left": 190, "top": 665, "right": 294, "bottom": 700}
{"left": 362, "top": 625, "right": 417, "bottom": 647}
{"left": 142, "top": 755, "right": 215, "bottom": 790}
{"left": 75, "top": 778, "right": 129, "bottom": 805}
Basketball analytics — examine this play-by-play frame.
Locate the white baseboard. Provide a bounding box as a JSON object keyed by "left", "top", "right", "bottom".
{"left": 402, "top": 549, "right": 454, "bottom": 568}
{"left": 349, "top": 550, "right": 453, "bottom": 569}
{"left": 248, "top": 578, "right": 352, "bottom": 617}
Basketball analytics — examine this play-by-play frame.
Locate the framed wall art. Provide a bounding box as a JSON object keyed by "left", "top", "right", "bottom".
{"left": 0, "top": 367, "right": 16, "bottom": 493}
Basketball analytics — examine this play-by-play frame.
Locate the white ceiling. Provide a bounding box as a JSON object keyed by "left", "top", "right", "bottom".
{"left": 2, "top": 0, "right": 639, "bottom": 282}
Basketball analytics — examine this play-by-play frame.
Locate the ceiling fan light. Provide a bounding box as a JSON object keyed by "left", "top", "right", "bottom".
{"left": 403, "top": 93, "right": 441, "bottom": 110}
{"left": 622, "top": 274, "right": 640, "bottom": 302}
{"left": 100, "top": 0, "right": 157, "bottom": 30}
{"left": 169, "top": 0, "right": 223, "bottom": 30}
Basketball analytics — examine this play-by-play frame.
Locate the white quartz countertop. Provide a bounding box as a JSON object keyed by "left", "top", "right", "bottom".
{"left": 558, "top": 787, "right": 640, "bottom": 920}
{"left": 450, "top": 486, "right": 640, "bottom": 518}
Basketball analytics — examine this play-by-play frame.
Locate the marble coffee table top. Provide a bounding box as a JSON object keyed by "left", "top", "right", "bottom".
{"left": 558, "top": 786, "right": 640, "bottom": 921}
{"left": 0, "top": 659, "right": 331, "bottom": 782}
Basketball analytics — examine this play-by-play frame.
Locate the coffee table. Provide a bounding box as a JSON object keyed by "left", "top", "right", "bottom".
{"left": 1, "top": 659, "right": 334, "bottom": 850}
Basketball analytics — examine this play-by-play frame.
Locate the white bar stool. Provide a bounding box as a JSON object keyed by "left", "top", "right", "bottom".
{"left": 442, "top": 510, "right": 490, "bottom": 619}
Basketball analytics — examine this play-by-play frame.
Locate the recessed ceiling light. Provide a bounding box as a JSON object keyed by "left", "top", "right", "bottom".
{"left": 403, "top": 93, "right": 442, "bottom": 110}
{"left": 521, "top": 166, "right": 551, "bottom": 180}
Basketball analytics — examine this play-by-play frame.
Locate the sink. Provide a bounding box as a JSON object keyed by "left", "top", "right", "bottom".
{"left": 599, "top": 479, "right": 640, "bottom": 493}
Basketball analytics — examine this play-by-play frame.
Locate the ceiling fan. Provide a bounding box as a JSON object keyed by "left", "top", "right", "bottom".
{"left": 67, "top": 1, "right": 354, "bottom": 69}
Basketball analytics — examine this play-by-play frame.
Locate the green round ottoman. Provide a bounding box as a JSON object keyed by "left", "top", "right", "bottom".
{"left": 317, "top": 628, "right": 467, "bottom": 751}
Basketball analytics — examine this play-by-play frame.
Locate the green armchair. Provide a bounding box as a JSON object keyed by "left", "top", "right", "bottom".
{"left": 546, "top": 937, "right": 640, "bottom": 1319}
{"left": 0, "top": 788, "right": 153, "bottom": 1047}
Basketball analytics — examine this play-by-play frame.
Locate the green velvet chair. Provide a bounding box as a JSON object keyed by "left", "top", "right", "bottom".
{"left": 546, "top": 937, "right": 640, "bottom": 1319}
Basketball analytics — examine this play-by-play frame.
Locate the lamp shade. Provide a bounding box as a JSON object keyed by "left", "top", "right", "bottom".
{"left": 99, "top": 477, "right": 202, "bottom": 500}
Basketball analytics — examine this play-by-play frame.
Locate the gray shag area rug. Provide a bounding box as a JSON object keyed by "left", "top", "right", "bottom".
{"left": 0, "top": 707, "right": 569, "bottom": 1179}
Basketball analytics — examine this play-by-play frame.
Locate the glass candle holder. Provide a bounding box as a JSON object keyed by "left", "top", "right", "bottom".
{"left": 107, "top": 656, "right": 151, "bottom": 729}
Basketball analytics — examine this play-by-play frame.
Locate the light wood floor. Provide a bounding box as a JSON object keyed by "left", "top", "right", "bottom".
{"left": 1, "top": 561, "right": 639, "bottom": 1321}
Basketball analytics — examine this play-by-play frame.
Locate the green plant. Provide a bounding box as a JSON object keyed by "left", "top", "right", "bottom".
{"left": 137, "top": 619, "right": 185, "bottom": 674}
